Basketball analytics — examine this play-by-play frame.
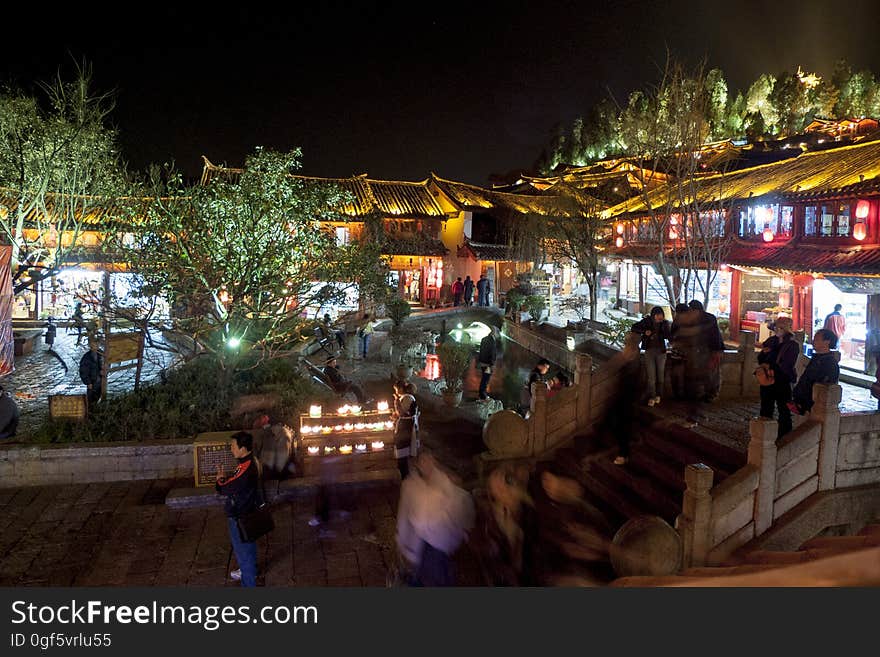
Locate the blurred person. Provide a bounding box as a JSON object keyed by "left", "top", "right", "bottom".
{"left": 632, "top": 305, "right": 671, "bottom": 406}
{"left": 392, "top": 379, "right": 419, "bottom": 480}
{"left": 251, "top": 414, "right": 295, "bottom": 480}
{"left": 757, "top": 316, "right": 800, "bottom": 440}
{"left": 477, "top": 330, "right": 497, "bottom": 401}
{"left": 396, "top": 451, "right": 475, "bottom": 586}
{"left": 823, "top": 304, "right": 846, "bottom": 341}
{"left": 216, "top": 431, "right": 263, "bottom": 587}
{"left": 452, "top": 277, "right": 464, "bottom": 306}
{"left": 597, "top": 332, "right": 642, "bottom": 465}
{"left": 463, "top": 275, "right": 474, "bottom": 307}
{"left": 322, "top": 313, "right": 346, "bottom": 350}
{"left": 476, "top": 274, "right": 491, "bottom": 307}
{"left": 0, "top": 385, "right": 20, "bottom": 440}
{"left": 71, "top": 301, "right": 85, "bottom": 345}
{"left": 323, "top": 356, "right": 367, "bottom": 404}
{"left": 520, "top": 358, "right": 552, "bottom": 416}
{"left": 791, "top": 328, "right": 840, "bottom": 415}
{"left": 357, "top": 312, "right": 375, "bottom": 359}
{"left": 78, "top": 339, "right": 103, "bottom": 405}
{"left": 668, "top": 302, "right": 690, "bottom": 399}
{"left": 689, "top": 299, "right": 725, "bottom": 402}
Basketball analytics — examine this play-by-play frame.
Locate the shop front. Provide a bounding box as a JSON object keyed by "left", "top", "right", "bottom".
{"left": 387, "top": 256, "right": 444, "bottom": 306}
{"left": 731, "top": 268, "right": 794, "bottom": 344}
{"left": 810, "top": 276, "right": 880, "bottom": 373}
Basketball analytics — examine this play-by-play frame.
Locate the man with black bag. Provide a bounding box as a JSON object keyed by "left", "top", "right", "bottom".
{"left": 216, "top": 431, "right": 273, "bottom": 587}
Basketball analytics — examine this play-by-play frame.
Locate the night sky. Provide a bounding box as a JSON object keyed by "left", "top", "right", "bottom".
{"left": 3, "top": 0, "right": 880, "bottom": 184}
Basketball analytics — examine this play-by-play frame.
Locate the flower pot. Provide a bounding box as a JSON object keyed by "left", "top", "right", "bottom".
{"left": 442, "top": 390, "right": 463, "bottom": 407}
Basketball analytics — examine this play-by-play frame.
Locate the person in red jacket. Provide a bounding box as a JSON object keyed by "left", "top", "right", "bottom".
{"left": 823, "top": 304, "right": 846, "bottom": 341}
{"left": 452, "top": 277, "right": 464, "bottom": 306}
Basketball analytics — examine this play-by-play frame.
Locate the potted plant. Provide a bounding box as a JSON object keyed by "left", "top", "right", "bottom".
{"left": 525, "top": 294, "right": 547, "bottom": 323}
{"left": 436, "top": 341, "right": 472, "bottom": 407}
{"left": 505, "top": 287, "right": 526, "bottom": 321}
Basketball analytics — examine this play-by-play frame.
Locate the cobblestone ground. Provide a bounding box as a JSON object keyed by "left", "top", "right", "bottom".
{"left": 0, "top": 479, "right": 483, "bottom": 587}
{"left": 1, "top": 329, "right": 180, "bottom": 439}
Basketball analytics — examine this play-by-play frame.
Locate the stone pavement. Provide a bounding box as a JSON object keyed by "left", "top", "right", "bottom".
{"left": 1, "top": 328, "right": 180, "bottom": 439}
{"left": 0, "top": 479, "right": 483, "bottom": 587}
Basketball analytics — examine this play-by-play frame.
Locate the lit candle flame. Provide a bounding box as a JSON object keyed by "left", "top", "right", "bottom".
{"left": 377, "top": 401, "right": 389, "bottom": 412}
{"left": 355, "top": 443, "right": 367, "bottom": 451}
{"left": 339, "top": 445, "right": 353, "bottom": 454}
{"left": 307, "top": 446, "right": 320, "bottom": 455}
{"left": 371, "top": 441, "right": 385, "bottom": 450}
{"left": 309, "top": 405, "right": 322, "bottom": 418}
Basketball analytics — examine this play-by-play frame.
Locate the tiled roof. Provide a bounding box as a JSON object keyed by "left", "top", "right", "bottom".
{"left": 618, "top": 240, "right": 880, "bottom": 275}
{"left": 381, "top": 235, "right": 448, "bottom": 256}
{"left": 0, "top": 187, "right": 153, "bottom": 228}
{"left": 430, "top": 175, "right": 580, "bottom": 217}
{"left": 201, "top": 158, "right": 447, "bottom": 219}
{"left": 458, "top": 240, "right": 513, "bottom": 261}
{"left": 604, "top": 138, "right": 880, "bottom": 218}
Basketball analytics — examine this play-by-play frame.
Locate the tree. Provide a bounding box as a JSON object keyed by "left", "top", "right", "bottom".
{"left": 113, "top": 147, "right": 388, "bottom": 370}
{"left": 0, "top": 64, "right": 125, "bottom": 294}
{"left": 617, "top": 58, "right": 735, "bottom": 309}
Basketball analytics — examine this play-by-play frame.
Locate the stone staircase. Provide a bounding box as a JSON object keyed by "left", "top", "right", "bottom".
{"left": 609, "top": 521, "right": 880, "bottom": 586}
{"left": 570, "top": 407, "right": 747, "bottom": 532}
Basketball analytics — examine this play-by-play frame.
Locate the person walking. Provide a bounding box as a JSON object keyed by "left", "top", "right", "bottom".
{"left": 477, "top": 330, "right": 497, "bottom": 401}
{"left": 463, "top": 275, "right": 474, "bottom": 307}
{"left": 689, "top": 299, "right": 725, "bottom": 402}
{"left": 476, "top": 274, "right": 491, "bottom": 307}
{"left": 632, "top": 306, "right": 671, "bottom": 406}
{"left": 823, "top": 304, "right": 846, "bottom": 342}
{"left": 0, "top": 385, "right": 20, "bottom": 440}
{"left": 78, "top": 339, "right": 103, "bottom": 405}
{"left": 357, "top": 312, "right": 375, "bottom": 359}
{"left": 791, "top": 328, "right": 840, "bottom": 415}
{"left": 71, "top": 302, "right": 85, "bottom": 346}
{"left": 392, "top": 380, "right": 419, "bottom": 480}
{"left": 216, "top": 431, "right": 262, "bottom": 587}
{"left": 452, "top": 277, "right": 464, "bottom": 307}
{"left": 599, "top": 332, "right": 641, "bottom": 465}
{"left": 668, "top": 303, "right": 690, "bottom": 399}
{"left": 757, "top": 316, "right": 800, "bottom": 440}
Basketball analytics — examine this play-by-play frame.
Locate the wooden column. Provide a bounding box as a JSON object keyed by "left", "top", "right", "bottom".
{"left": 729, "top": 269, "right": 742, "bottom": 340}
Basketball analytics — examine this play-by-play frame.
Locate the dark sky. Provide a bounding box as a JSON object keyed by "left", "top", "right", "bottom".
{"left": 2, "top": 0, "right": 880, "bottom": 184}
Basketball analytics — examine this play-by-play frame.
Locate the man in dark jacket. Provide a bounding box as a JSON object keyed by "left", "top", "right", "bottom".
{"left": 323, "top": 356, "right": 366, "bottom": 404}
{"left": 689, "top": 300, "right": 725, "bottom": 401}
{"left": 477, "top": 331, "right": 497, "bottom": 400}
{"left": 476, "top": 275, "right": 491, "bottom": 307}
{"left": 0, "top": 385, "right": 20, "bottom": 440}
{"left": 452, "top": 278, "right": 464, "bottom": 306}
{"left": 632, "top": 306, "right": 672, "bottom": 406}
{"left": 78, "top": 340, "right": 103, "bottom": 404}
{"left": 792, "top": 328, "right": 840, "bottom": 414}
{"left": 216, "top": 431, "right": 261, "bottom": 587}
{"left": 463, "top": 276, "right": 474, "bottom": 307}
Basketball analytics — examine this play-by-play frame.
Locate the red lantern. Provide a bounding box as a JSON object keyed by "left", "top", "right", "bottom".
{"left": 615, "top": 236, "right": 624, "bottom": 248}
{"left": 762, "top": 227, "right": 774, "bottom": 242}
{"left": 853, "top": 222, "right": 867, "bottom": 241}
{"left": 616, "top": 223, "right": 625, "bottom": 235}
{"left": 668, "top": 227, "right": 679, "bottom": 240}
{"left": 855, "top": 200, "right": 870, "bottom": 220}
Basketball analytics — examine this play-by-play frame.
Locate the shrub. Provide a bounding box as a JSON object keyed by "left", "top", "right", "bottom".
{"left": 436, "top": 341, "right": 472, "bottom": 393}
{"left": 525, "top": 295, "right": 547, "bottom": 322}
{"left": 386, "top": 294, "right": 412, "bottom": 328}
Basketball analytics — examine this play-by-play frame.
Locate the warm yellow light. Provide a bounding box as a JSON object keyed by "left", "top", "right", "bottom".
{"left": 856, "top": 200, "right": 870, "bottom": 220}
{"left": 309, "top": 405, "right": 322, "bottom": 418}
{"left": 324, "top": 446, "right": 336, "bottom": 454}
{"left": 616, "top": 223, "right": 625, "bottom": 235}
{"left": 762, "top": 227, "right": 774, "bottom": 242}
{"left": 371, "top": 441, "right": 385, "bottom": 450}
{"left": 339, "top": 445, "right": 353, "bottom": 454}
{"left": 377, "top": 401, "right": 390, "bottom": 412}
{"left": 854, "top": 222, "right": 867, "bottom": 241}
{"left": 307, "top": 446, "right": 320, "bottom": 455}
{"left": 349, "top": 405, "right": 362, "bottom": 414}
{"left": 338, "top": 405, "right": 350, "bottom": 415}
{"left": 384, "top": 420, "right": 394, "bottom": 430}
{"left": 355, "top": 443, "right": 367, "bottom": 451}
{"left": 615, "top": 236, "right": 624, "bottom": 248}
{"left": 343, "top": 423, "right": 354, "bottom": 432}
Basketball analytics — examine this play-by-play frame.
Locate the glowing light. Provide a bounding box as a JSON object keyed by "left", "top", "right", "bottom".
{"left": 566, "top": 336, "right": 576, "bottom": 351}
{"left": 457, "top": 323, "right": 463, "bottom": 329}
{"left": 334, "top": 425, "right": 343, "bottom": 432}
{"left": 856, "top": 200, "right": 870, "bottom": 220}
{"left": 309, "top": 405, "right": 322, "bottom": 418}
{"left": 338, "top": 405, "right": 350, "bottom": 415}
{"left": 349, "top": 405, "right": 362, "bottom": 414}
{"left": 384, "top": 420, "right": 394, "bottom": 429}
{"left": 615, "top": 236, "right": 624, "bottom": 248}
{"left": 377, "top": 401, "right": 390, "bottom": 412}
{"left": 226, "top": 337, "right": 241, "bottom": 349}
{"left": 339, "top": 445, "right": 353, "bottom": 454}
{"left": 324, "top": 446, "right": 336, "bottom": 454}
{"left": 307, "top": 446, "right": 320, "bottom": 455}
{"left": 321, "top": 426, "right": 333, "bottom": 434}
{"left": 300, "top": 425, "right": 312, "bottom": 435}
{"left": 854, "top": 222, "right": 867, "bottom": 241}
{"left": 343, "top": 423, "right": 354, "bottom": 432}
{"left": 616, "top": 223, "right": 624, "bottom": 235}
{"left": 762, "top": 227, "right": 774, "bottom": 242}
{"left": 354, "top": 423, "right": 365, "bottom": 431}
{"left": 669, "top": 228, "right": 679, "bottom": 240}
{"left": 371, "top": 441, "right": 385, "bottom": 450}
{"left": 355, "top": 443, "right": 367, "bottom": 452}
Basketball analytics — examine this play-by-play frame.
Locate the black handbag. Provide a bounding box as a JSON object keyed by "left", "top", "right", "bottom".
{"left": 236, "top": 504, "right": 275, "bottom": 543}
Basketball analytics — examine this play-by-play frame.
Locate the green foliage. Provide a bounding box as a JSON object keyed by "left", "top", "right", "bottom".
{"left": 386, "top": 294, "right": 412, "bottom": 328}
{"left": 559, "top": 295, "right": 591, "bottom": 323}
{"left": 524, "top": 295, "right": 547, "bottom": 322}
{"left": 33, "top": 356, "right": 318, "bottom": 443}
{"left": 436, "top": 341, "right": 472, "bottom": 393}
{"left": 601, "top": 314, "right": 637, "bottom": 348}
{"left": 113, "top": 147, "right": 388, "bottom": 370}
{"left": 717, "top": 317, "right": 730, "bottom": 339}
{"left": 505, "top": 286, "right": 526, "bottom": 313}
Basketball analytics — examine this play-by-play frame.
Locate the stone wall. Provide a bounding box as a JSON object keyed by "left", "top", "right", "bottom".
{"left": 836, "top": 412, "right": 880, "bottom": 488}
{"left": 0, "top": 441, "right": 193, "bottom": 488}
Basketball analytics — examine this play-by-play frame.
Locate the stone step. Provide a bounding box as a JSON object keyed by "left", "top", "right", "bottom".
{"left": 858, "top": 524, "right": 880, "bottom": 537}
{"left": 641, "top": 433, "right": 733, "bottom": 484}
{"left": 739, "top": 550, "right": 814, "bottom": 565}
{"left": 589, "top": 458, "right": 681, "bottom": 524}
{"left": 799, "top": 535, "right": 880, "bottom": 552}
{"left": 681, "top": 564, "right": 786, "bottom": 577}
{"left": 628, "top": 443, "right": 687, "bottom": 493}
{"left": 581, "top": 463, "right": 658, "bottom": 524}
{"left": 646, "top": 416, "right": 746, "bottom": 472}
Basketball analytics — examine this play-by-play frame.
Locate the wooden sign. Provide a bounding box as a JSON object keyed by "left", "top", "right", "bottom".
{"left": 102, "top": 332, "right": 146, "bottom": 399}
{"left": 49, "top": 394, "right": 88, "bottom": 421}
{"left": 193, "top": 431, "right": 251, "bottom": 487}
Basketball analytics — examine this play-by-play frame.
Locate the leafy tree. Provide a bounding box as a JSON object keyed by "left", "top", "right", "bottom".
{"left": 113, "top": 147, "right": 388, "bottom": 371}
{"left": 0, "top": 64, "right": 126, "bottom": 294}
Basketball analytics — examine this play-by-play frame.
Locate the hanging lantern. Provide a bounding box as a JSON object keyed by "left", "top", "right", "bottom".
{"left": 762, "top": 227, "right": 774, "bottom": 242}
{"left": 615, "top": 236, "right": 624, "bottom": 248}
{"left": 616, "top": 223, "right": 625, "bottom": 235}
{"left": 668, "top": 227, "right": 679, "bottom": 240}
{"left": 853, "top": 222, "right": 867, "bottom": 241}
{"left": 855, "top": 200, "right": 870, "bottom": 220}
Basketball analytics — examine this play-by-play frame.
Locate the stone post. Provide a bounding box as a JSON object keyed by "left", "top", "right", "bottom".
{"left": 529, "top": 384, "right": 548, "bottom": 456}
{"left": 678, "top": 463, "right": 714, "bottom": 568}
{"left": 748, "top": 417, "right": 778, "bottom": 535}
{"left": 812, "top": 383, "right": 842, "bottom": 491}
{"left": 574, "top": 352, "right": 592, "bottom": 433}
{"left": 740, "top": 331, "right": 759, "bottom": 398}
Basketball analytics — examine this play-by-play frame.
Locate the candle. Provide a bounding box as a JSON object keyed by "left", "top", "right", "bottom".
{"left": 307, "top": 446, "right": 320, "bottom": 455}
{"left": 354, "top": 423, "right": 365, "bottom": 431}
{"left": 321, "top": 426, "right": 332, "bottom": 434}
{"left": 350, "top": 405, "right": 361, "bottom": 414}
{"left": 339, "top": 445, "right": 353, "bottom": 454}
{"left": 338, "top": 404, "right": 350, "bottom": 415}
{"left": 371, "top": 441, "right": 385, "bottom": 450}
{"left": 343, "top": 423, "right": 353, "bottom": 432}
{"left": 377, "top": 400, "right": 389, "bottom": 412}
{"left": 384, "top": 421, "right": 394, "bottom": 429}
{"left": 355, "top": 443, "right": 367, "bottom": 451}
{"left": 334, "top": 425, "right": 343, "bottom": 432}
{"left": 324, "top": 445, "right": 336, "bottom": 454}
{"left": 309, "top": 405, "right": 322, "bottom": 418}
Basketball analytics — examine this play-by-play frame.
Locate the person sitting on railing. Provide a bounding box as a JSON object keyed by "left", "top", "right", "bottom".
{"left": 790, "top": 328, "right": 840, "bottom": 415}
{"left": 322, "top": 356, "right": 366, "bottom": 404}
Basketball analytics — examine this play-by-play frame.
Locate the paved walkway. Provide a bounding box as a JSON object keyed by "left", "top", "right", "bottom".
{"left": 0, "top": 479, "right": 483, "bottom": 587}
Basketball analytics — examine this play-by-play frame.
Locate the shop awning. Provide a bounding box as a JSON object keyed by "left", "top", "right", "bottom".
{"left": 825, "top": 276, "right": 880, "bottom": 294}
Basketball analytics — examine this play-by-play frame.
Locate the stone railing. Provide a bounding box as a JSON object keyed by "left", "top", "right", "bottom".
{"left": 677, "top": 383, "right": 880, "bottom": 566}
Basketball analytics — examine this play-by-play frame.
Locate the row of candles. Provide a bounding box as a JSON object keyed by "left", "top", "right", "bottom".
{"left": 308, "top": 401, "right": 390, "bottom": 418}
{"left": 300, "top": 420, "right": 394, "bottom": 434}
{"left": 306, "top": 441, "right": 385, "bottom": 455}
